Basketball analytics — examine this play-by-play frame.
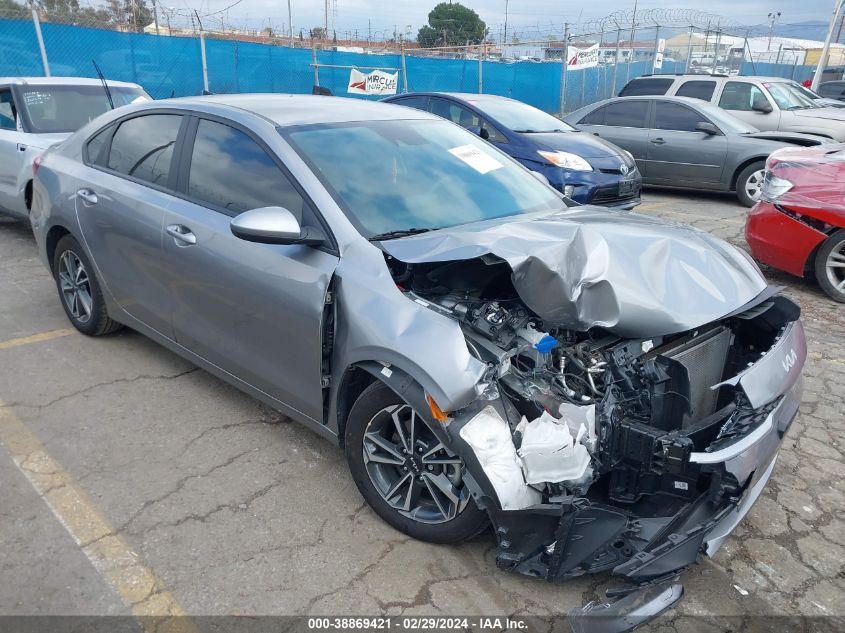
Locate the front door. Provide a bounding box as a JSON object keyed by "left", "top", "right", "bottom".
{"left": 75, "top": 112, "right": 186, "bottom": 336}
{"left": 161, "top": 117, "right": 338, "bottom": 422}
{"left": 645, "top": 100, "right": 727, "bottom": 184}
{"left": 717, "top": 81, "right": 781, "bottom": 131}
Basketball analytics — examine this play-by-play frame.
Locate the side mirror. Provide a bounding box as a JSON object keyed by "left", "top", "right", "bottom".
{"left": 752, "top": 99, "right": 773, "bottom": 114}
{"left": 696, "top": 121, "right": 720, "bottom": 135}
{"left": 230, "top": 206, "right": 323, "bottom": 246}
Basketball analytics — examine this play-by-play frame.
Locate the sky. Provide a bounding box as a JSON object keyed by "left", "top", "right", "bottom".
{"left": 170, "top": 0, "right": 838, "bottom": 39}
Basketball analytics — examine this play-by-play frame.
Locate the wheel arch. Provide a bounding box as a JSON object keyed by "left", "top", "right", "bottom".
{"left": 730, "top": 156, "right": 767, "bottom": 191}
{"left": 334, "top": 361, "right": 434, "bottom": 448}
{"left": 45, "top": 224, "right": 73, "bottom": 269}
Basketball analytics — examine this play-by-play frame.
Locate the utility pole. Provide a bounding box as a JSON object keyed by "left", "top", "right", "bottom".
{"left": 287, "top": 0, "right": 293, "bottom": 46}
{"left": 503, "top": 0, "right": 509, "bottom": 47}
{"left": 767, "top": 11, "right": 781, "bottom": 51}
{"left": 812, "top": 0, "right": 845, "bottom": 90}
{"left": 559, "top": 22, "right": 570, "bottom": 115}
{"left": 151, "top": 0, "right": 160, "bottom": 35}
{"left": 324, "top": 0, "right": 328, "bottom": 38}
{"left": 627, "top": 0, "right": 638, "bottom": 82}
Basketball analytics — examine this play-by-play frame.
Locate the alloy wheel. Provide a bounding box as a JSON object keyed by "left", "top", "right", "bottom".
{"left": 744, "top": 169, "right": 765, "bottom": 202}
{"left": 58, "top": 250, "right": 93, "bottom": 324}
{"left": 362, "top": 404, "right": 471, "bottom": 524}
{"left": 824, "top": 236, "right": 845, "bottom": 296}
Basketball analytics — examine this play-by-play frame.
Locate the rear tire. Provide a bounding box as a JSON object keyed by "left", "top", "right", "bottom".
{"left": 52, "top": 235, "right": 122, "bottom": 336}
{"left": 814, "top": 230, "right": 845, "bottom": 303}
{"left": 736, "top": 162, "right": 766, "bottom": 208}
{"left": 344, "top": 381, "right": 489, "bottom": 544}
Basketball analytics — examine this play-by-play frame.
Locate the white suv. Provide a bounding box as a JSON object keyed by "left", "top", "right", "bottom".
{"left": 0, "top": 77, "right": 149, "bottom": 220}
{"left": 619, "top": 74, "right": 845, "bottom": 141}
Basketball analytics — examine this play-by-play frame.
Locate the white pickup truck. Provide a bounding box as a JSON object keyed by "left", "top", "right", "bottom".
{"left": 0, "top": 76, "right": 149, "bottom": 220}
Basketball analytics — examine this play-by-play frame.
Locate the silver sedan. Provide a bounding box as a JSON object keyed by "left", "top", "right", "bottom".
{"left": 30, "top": 94, "right": 805, "bottom": 626}
{"left": 564, "top": 95, "right": 827, "bottom": 206}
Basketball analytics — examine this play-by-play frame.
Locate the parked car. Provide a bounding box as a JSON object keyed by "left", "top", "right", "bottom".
{"left": 746, "top": 144, "right": 845, "bottom": 302}
{"left": 619, "top": 74, "right": 845, "bottom": 141}
{"left": 817, "top": 80, "right": 845, "bottom": 104}
{"left": 0, "top": 76, "right": 150, "bottom": 220}
{"left": 792, "top": 81, "right": 845, "bottom": 108}
{"left": 564, "top": 95, "right": 826, "bottom": 206}
{"left": 31, "top": 94, "right": 805, "bottom": 628}
{"left": 383, "top": 92, "right": 642, "bottom": 208}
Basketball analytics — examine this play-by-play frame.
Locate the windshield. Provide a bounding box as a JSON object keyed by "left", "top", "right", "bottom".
{"left": 467, "top": 98, "right": 575, "bottom": 133}
{"left": 283, "top": 119, "right": 567, "bottom": 238}
{"left": 19, "top": 84, "right": 150, "bottom": 133}
{"left": 764, "top": 82, "right": 819, "bottom": 110}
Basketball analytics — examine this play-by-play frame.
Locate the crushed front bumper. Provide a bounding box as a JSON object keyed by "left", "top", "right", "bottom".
{"left": 445, "top": 318, "right": 805, "bottom": 631}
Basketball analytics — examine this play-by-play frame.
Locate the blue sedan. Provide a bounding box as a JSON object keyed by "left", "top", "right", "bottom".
{"left": 383, "top": 92, "right": 642, "bottom": 208}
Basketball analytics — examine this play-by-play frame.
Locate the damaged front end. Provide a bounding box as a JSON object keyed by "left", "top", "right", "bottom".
{"left": 380, "top": 238, "right": 805, "bottom": 629}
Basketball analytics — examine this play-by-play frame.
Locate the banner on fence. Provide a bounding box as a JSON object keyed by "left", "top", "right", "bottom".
{"left": 566, "top": 44, "right": 599, "bottom": 69}
{"left": 347, "top": 68, "right": 398, "bottom": 95}
{"left": 653, "top": 39, "right": 666, "bottom": 71}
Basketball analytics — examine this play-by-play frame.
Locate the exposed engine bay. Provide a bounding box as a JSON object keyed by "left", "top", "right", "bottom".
{"left": 385, "top": 252, "right": 804, "bottom": 587}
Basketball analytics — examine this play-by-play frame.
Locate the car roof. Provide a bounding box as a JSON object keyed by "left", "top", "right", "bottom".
{"left": 630, "top": 74, "right": 795, "bottom": 83}
{"left": 601, "top": 95, "right": 713, "bottom": 105}
{"left": 148, "top": 93, "right": 438, "bottom": 126}
{"left": 0, "top": 76, "right": 143, "bottom": 89}
{"left": 393, "top": 91, "right": 516, "bottom": 104}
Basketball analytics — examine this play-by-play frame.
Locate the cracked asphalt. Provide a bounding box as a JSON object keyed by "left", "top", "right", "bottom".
{"left": 0, "top": 189, "right": 843, "bottom": 631}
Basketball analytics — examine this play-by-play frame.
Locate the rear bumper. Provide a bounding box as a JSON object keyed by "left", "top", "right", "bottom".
{"left": 746, "top": 202, "right": 827, "bottom": 277}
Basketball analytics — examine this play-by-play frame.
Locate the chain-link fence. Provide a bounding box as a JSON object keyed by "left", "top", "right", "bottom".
{"left": 0, "top": 7, "right": 824, "bottom": 112}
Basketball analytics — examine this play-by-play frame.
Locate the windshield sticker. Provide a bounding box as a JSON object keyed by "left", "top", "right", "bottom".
{"left": 448, "top": 144, "right": 504, "bottom": 174}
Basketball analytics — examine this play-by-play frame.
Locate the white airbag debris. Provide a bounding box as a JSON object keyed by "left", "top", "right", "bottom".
{"left": 459, "top": 406, "right": 541, "bottom": 510}
{"left": 516, "top": 411, "right": 591, "bottom": 485}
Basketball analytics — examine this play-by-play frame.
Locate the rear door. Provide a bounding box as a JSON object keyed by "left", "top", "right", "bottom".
{"left": 645, "top": 101, "right": 727, "bottom": 185}
{"left": 717, "top": 80, "right": 780, "bottom": 130}
{"left": 75, "top": 111, "right": 186, "bottom": 336}
{"left": 572, "top": 100, "right": 651, "bottom": 175}
{"left": 160, "top": 115, "right": 338, "bottom": 422}
{"left": 0, "top": 87, "right": 25, "bottom": 214}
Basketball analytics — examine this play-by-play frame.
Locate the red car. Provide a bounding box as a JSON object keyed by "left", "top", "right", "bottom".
{"left": 746, "top": 144, "right": 845, "bottom": 302}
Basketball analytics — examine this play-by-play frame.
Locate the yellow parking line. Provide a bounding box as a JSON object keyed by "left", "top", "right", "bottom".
{"left": 0, "top": 328, "right": 76, "bottom": 351}
{"left": 0, "top": 402, "right": 197, "bottom": 632}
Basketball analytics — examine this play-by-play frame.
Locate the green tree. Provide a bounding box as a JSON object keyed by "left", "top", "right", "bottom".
{"left": 0, "top": 0, "right": 29, "bottom": 19}
{"left": 417, "top": 2, "right": 486, "bottom": 47}
{"left": 105, "top": 0, "right": 152, "bottom": 31}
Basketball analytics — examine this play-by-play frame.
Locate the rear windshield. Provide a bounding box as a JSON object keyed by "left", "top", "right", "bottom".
{"left": 18, "top": 84, "right": 150, "bottom": 133}
{"left": 619, "top": 77, "right": 674, "bottom": 97}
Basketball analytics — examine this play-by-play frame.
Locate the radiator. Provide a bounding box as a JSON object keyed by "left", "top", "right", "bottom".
{"left": 662, "top": 325, "right": 732, "bottom": 427}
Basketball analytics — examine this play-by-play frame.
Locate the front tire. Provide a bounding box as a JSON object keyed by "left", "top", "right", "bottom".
{"left": 736, "top": 162, "right": 766, "bottom": 208}
{"left": 344, "top": 381, "right": 488, "bottom": 544}
{"left": 815, "top": 229, "right": 845, "bottom": 303}
{"left": 52, "top": 235, "right": 122, "bottom": 336}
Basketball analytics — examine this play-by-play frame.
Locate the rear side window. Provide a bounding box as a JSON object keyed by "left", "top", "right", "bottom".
{"left": 579, "top": 106, "right": 606, "bottom": 125}
{"left": 187, "top": 119, "right": 307, "bottom": 217}
{"left": 619, "top": 78, "right": 674, "bottom": 96}
{"left": 107, "top": 114, "right": 181, "bottom": 187}
{"left": 390, "top": 95, "right": 428, "bottom": 110}
{"left": 603, "top": 101, "right": 649, "bottom": 127}
{"left": 675, "top": 81, "right": 716, "bottom": 101}
{"left": 653, "top": 102, "right": 708, "bottom": 132}
{"left": 85, "top": 124, "right": 114, "bottom": 166}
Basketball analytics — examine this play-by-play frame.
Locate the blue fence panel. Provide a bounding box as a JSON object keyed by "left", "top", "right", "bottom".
{"left": 740, "top": 61, "right": 814, "bottom": 83}
{"left": 0, "top": 18, "right": 44, "bottom": 76}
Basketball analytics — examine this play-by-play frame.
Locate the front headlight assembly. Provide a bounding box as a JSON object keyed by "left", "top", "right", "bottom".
{"left": 537, "top": 150, "right": 593, "bottom": 172}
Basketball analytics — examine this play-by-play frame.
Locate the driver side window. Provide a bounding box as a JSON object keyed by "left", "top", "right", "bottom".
{"left": 719, "top": 82, "right": 767, "bottom": 112}
{"left": 428, "top": 98, "right": 506, "bottom": 143}
{"left": 0, "top": 89, "right": 17, "bottom": 130}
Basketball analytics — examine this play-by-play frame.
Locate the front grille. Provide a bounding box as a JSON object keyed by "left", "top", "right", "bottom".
{"left": 660, "top": 325, "right": 732, "bottom": 427}
{"left": 591, "top": 184, "right": 640, "bottom": 205}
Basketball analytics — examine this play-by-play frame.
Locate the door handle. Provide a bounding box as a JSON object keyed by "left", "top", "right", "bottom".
{"left": 16, "top": 143, "right": 27, "bottom": 152}
{"left": 650, "top": 138, "right": 666, "bottom": 145}
{"left": 76, "top": 188, "right": 98, "bottom": 204}
{"left": 166, "top": 224, "right": 197, "bottom": 245}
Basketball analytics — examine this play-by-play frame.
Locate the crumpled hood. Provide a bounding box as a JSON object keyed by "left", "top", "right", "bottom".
{"left": 381, "top": 208, "right": 767, "bottom": 338}
{"left": 742, "top": 130, "right": 830, "bottom": 145}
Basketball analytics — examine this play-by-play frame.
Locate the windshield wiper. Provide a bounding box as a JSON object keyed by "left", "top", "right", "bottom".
{"left": 368, "top": 227, "right": 439, "bottom": 241}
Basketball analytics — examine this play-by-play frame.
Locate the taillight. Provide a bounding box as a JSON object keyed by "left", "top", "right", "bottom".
{"left": 32, "top": 155, "right": 43, "bottom": 176}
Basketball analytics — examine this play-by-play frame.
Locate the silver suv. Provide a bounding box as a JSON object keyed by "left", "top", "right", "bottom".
{"left": 0, "top": 77, "right": 149, "bottom": 220}
{"left": 619, "top": 74, "right": 845, "bottom": 141}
